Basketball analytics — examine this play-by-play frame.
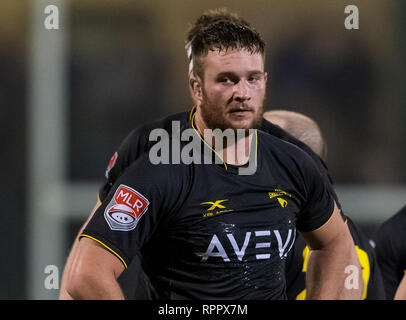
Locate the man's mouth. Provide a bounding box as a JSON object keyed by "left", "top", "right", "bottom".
{"left": 229, "top": 108, "right": 253, "bottom": 117}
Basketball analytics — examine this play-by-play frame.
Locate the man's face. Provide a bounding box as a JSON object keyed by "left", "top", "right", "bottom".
{"left": 197, "top": 48, "right": 267, "bottom": 131}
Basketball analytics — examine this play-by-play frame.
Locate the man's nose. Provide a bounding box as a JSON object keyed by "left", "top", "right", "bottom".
{"left": 233, "top": 80, "right": 251, "bottom": 102}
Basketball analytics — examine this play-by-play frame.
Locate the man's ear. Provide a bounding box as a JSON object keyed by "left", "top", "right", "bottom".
{"left": 189, "top": 72, "right": 203, "bottom": 103}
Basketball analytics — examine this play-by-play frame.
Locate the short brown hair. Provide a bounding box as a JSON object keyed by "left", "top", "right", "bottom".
{"left": 185, "top": 8, "right": 266, "bottom": 79}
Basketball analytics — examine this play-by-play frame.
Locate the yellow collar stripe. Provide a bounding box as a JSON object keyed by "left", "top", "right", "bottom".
{"left": 190, "top": 112, "right": 228, "bottom": 170}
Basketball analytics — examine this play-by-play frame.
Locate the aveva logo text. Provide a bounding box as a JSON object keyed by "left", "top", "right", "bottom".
{"left": 198, "top": 228, "right": 296, "bottom": 262}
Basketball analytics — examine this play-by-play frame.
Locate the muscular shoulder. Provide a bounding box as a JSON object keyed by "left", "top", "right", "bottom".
{"left": 261, "top": 118, "right": 329, "bottom": 173}
{"left": 122, "top": 110, "right": 190, "bottom": 149}
{"left": 122, "top": 151, "right": 190, "bottom": 189}
{"left": 258, "top": 129, "right": 320, "bottom": 172}
{"left": 100, "top": 110, "right": 191, "bottom": 202}
{"left": 261, "top": 118, "right": 317, "bottom": 157}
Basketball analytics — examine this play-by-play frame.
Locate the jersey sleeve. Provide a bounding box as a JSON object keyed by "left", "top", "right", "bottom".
{"left": 81, "top": 153, "right": 188, "bottom": 269}
{"left": 99, "top": 127, "right": 151, "bottom": 203}
{"left": 294, "top": 153, "right": 335, "bottom": 233}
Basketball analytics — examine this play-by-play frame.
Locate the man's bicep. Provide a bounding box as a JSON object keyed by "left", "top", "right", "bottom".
{"left": 75, "top": 237, "right": 125, "bottom": 278}
{"left": 67, "top": 237, "right": 126, "bottom": 299}
{"left": 300, "top": 202, "right": 349, "bottom": 250}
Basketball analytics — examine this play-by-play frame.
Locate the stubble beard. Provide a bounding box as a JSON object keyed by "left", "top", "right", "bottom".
{"left": 199, "top": 91, "right": 265, "bottom": 164}
{"left": 199, "top": 90, "right": 265, "bottom": 139}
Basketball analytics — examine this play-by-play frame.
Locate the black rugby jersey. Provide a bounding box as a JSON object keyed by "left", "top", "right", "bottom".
{"left": 374, "top": 205, "right": 406, "bottom": 299}
{"left": 285, "top": 216, "right": 386, "bottom": 300}
{"left": 100, "top": 109, "right": 338, "bottom": 205}
{"left": 99, "top": 111, "right": 192, "bottom": 202}
{"left": 81, "top": 119, "right": 334, "bottom": 299}
{"left": 95, "top": 108, "right": 384, "bottom": 299}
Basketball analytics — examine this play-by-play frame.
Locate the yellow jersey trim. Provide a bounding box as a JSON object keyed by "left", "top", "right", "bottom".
{"left": 307, "top": 206, "right": 335, "bottom": 233}
{"left": 355, "top": 245, "right": 370, "bottom": 299}
{"left": 190, "top": 111, "right": 228, "bottom": 170}
{"left": 79, "top": 234, "right": 128, "bottom": 269}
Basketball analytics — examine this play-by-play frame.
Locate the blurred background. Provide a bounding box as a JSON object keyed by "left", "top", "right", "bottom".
{"left": 1, "top": 0, "right": 405, "bottom": 299}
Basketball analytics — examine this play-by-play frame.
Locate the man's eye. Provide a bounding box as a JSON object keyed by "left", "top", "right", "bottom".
{"left": 219, "top": 78, "right": 232, "bottom": 83}
{"left": 248, "top": 76, "right": 260, "bottom": 83}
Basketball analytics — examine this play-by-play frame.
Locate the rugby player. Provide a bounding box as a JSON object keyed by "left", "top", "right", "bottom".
{"left": 264, "top": 110, "right": 385, "bottom": 300}
{"left": 374, "top": 205, "right": 406, "bottom": 299}
{"left": 62, "top": 9, "right": 362, "bottom": 300}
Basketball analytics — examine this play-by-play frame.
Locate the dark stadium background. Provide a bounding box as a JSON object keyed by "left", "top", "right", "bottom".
{"left": 1, "top": 0, "right": 405, "bottom": 299}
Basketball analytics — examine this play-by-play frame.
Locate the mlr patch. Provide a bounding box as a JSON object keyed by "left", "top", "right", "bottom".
{"left": 104, "top": 184, "right": 149, "bottom": 231}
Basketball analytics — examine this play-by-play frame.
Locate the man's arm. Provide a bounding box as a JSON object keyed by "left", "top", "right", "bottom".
{"left": 301, "top": 202, "right": 363, "bottom": 300}
{"left": 59, "top": 200, "right": 101, "bottom": 300}
{"left": 66, "top": 237, "right": 125, "bottom": 300}
{"left": 394, "top": 273, "right": 406, "bottom": 300}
